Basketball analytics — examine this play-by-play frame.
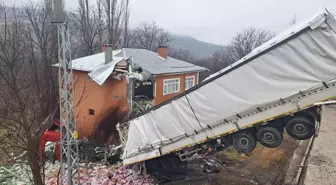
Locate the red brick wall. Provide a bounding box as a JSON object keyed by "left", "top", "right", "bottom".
{"left": 71, "top": 70, "right": 128, "bottom": 145}
{"left": 154, "top": 72, "right": 198, "bottom": 105}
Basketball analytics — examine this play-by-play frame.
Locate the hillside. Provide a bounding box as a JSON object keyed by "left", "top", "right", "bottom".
{"left": 168, "top": 35, "right": 223, "bottom": 58}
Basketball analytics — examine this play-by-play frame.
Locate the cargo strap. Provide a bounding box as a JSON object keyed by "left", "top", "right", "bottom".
{"left": 233, "top": 122, "right": 241, "bottom": 131}
{"left": 185, "top": 94, "right": 206, "bottom": 134}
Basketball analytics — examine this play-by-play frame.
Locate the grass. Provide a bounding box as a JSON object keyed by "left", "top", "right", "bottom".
{"left": 221, "top": 147, "right": 249, "bottom": 161}
{"left": 216, "top": 142, "right": 265, "bottom": 162}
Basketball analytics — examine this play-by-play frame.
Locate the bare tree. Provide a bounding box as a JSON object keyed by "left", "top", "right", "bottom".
{"left": 24, "top": 1, "right": 58, "bottom": 117}
{"left": 129, "top": 21, "right": 171, "bottom": 51}
{"left": 123, "top": 0, "right": 130, "bottom": 47}
{"left": 0, "top": 4, "right": 57, "bottom": 185}
{"left": 227, "top": 27, "right": 274, "bottom": 62}
{"left": 69, "top": 0, "right": 104, "bottom": 56}
{"left": 97, "top": 0, "right": 103, "bottom": 45}
{"left": 174, "top": 27, "right": 274, "bottom": 81}
{"left": 103, "top": 0, "right": 128, "bottom": 48}
{"left": 66, "top": 0, "right": 130, "bottom": 57}
{"left": 210, "top": 47, "right": 233, "bottom": 72}
{"left": 169, "top": 48, "right": 195, "bottom": 62}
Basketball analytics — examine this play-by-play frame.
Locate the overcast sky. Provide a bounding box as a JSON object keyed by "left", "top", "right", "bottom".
{"left": 3, "top": 0, "right": 336, "bottom": 45}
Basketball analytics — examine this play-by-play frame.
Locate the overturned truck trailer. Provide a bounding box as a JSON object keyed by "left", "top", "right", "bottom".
{"left": 121, "top": 8, "right": 336, "bottom": 165}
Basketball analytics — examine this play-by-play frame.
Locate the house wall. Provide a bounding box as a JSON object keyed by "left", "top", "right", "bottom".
{"left": 72, "top": 70, "right": 128, "bottom": 145}
{"left": 154, "top": 72, "right": 198, "bottom": 105}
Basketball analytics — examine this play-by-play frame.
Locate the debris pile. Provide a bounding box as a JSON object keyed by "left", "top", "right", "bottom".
{"left": 0, "top": 162, "right": 59, "bottom": 185}
{"left": 191, "top": 156, "right": 221, "bottom": 173}
{"left": 0, "top": 163, "right": 32, "bottom": 185}
{"left": 46, "top": 164, "right": 155, "bottom": 185}
{"left": 78, "top": 142, "right": 122, "bottom": 164}
{"left": 1, "top": 161, "right": 155, "bottom": 185}
{"left": 132, "top": 99, "right": 153, "bottom": 115}
{"left": 113, "top": 61, "right": 143, "bottom": 81}
{"left": 113, "top": 60, "right": 129, "bottom": 74}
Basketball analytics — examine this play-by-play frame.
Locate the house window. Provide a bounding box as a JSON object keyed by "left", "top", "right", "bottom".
{"left": 163, "top": 78, "right": 180, "bottom": 95}
{"left": 185, "top": 76, "right": 195, "bottom": 90}
{"left": 89, "top": 109, "right": 95, "bottom": 115}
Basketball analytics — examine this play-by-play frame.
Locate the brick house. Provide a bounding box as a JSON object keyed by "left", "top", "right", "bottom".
{"left": 53, "top": 46, "right": 207, "bottom": 144}
{"left": 53, "top": 49, "right": 131, "bottom": 145}
{"left": 118, "top": 46, "right": 208, "bottom": 105}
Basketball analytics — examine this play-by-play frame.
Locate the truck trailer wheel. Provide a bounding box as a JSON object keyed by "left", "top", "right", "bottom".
{"left": 257, "top": 126, "right": 283, "bottom": 148}
{"left": 286, "top": 116, "right": 315, "bottom": 140}
{"left": 232, "top": 131, "right": 256, "bottom": 153}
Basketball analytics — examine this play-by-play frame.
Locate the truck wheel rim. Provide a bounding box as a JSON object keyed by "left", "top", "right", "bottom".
{"left": 293, "top": 123, "right": 307, "bottom": 135}
{"left": 262, "top": 132, "right": 275, "bottom": 144}
{"left": 239, "top": 138, "right": 249, "bottom": 148}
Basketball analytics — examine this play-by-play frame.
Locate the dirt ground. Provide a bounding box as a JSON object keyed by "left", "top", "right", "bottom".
{"left": 169, "top": 135, "right": 298, "bottom": 185}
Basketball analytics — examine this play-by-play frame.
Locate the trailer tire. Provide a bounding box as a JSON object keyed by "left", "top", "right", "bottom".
{"left": 232, "top": 131, "right": 256, "bottom": 153}
{"left": 257, "top": 126, "right": 283, "bottom": 148}
{"left": 286, "top": 116, "right": 315, "bottom": 140}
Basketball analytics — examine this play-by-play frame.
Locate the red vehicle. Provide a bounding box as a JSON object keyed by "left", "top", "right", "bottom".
{"left": 38, "top": 120, "right": 61, "bottom": 163}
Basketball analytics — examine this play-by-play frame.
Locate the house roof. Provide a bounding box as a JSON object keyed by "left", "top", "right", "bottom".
{"left": 53, "top": 48, "right": 208, "bottom": 80}
{"left": 115, "top": 48, "right": 208, "bottom": 76}
{"left": 53, "top": 50, "right": 124, "bottom": 72}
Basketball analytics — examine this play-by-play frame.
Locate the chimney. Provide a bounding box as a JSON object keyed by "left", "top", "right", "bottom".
{"left": 158, "top": 45, "right": 168, "bottom": 59}
{"left": 103, "top": 44, "right": 113, "bottom": 64}
{"left": 101, "top": 44, "right": 112, "bottom": 52}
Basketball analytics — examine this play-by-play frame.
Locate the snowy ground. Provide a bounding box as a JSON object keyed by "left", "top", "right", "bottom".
{"left": 0, "top": 162, "right": 155, "bottom": 185}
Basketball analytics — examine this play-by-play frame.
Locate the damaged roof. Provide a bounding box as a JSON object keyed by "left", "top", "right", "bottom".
{"left": 53, "top": 50, "right": 124, "bottom": 72}
{"left": 116, "top": 48, "right": 208, "bottom": 75}
{"left": 53, "top": 48, "right": 208, "bottom": 76}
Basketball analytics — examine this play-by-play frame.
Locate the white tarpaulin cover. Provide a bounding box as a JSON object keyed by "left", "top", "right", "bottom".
{"left": 123, "top": 8, "right": 336, "bottom": 161}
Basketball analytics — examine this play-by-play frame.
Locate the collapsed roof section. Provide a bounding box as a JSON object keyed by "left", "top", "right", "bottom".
{"left": 88, "top": 57, "right": 127, "bottom": 85}
{"left": 53, "top": 49, "right": 143, "bottom": 85}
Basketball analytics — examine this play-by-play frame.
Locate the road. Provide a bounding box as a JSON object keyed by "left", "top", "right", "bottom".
{"left": 304, "top": 105, "right": 336, "bottom": 185}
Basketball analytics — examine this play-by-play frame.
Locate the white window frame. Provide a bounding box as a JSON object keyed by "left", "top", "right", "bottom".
{"left": 154, "top": 81, "right": 156, "bottom": 97}
{"left": 197, "top": 72, "right": 199, "bottom": 84}
{"left": 163, "top": 78, "right": 180, "bottom": 95}
{"left": 185, "top": 76, "right": 195, "bottom": 90}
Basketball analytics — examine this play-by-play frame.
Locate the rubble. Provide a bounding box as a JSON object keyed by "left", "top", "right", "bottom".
{"left": 47, "top": 163, "right": 156, "bottom": 185}
{"left": 1, "top": 161, "right": 155, "bottom": 185}
{"left": 186, "top": 152, "right": 222, "bottom": 174}
{"left": 0, "top": 162, "right": 58, "bottom": 185}
{"left": 132, "top": 99, "right": 153, "bottom": 115}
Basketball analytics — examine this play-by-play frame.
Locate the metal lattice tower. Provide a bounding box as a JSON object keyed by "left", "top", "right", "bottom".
{"left": 52, "top": 0, "right": 80, "bottom": 184}
{"left": 58, "top": 23, "right": 80, "bottom": 185}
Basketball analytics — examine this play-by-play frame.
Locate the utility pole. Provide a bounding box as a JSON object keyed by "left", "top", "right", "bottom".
{"left": 51, "top": 0, "right": 80, "bottom": 184}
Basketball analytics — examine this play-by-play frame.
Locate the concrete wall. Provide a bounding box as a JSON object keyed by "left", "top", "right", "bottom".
{"left": 154, "top": 72, "right": 198, "bottom": 105}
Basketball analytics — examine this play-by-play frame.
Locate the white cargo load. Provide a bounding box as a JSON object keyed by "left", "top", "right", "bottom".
{"left": 122, "top": 8, "right": 336, "bottom": 165}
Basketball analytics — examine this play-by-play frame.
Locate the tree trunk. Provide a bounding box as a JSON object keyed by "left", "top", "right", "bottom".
{"left": 123, "top": 0, "right": 129, "bottom": 47}
{"left": 107, "top": 0, "right": 112, "bottom": 44}
{"left": 111, "top": 0, "right": 116, "bottom": 47}
{"left": 98, "top": 0, "right": 103, "bottom": 46}
{"left": 27, "top": 140, "right": 44, "bottom": 185}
